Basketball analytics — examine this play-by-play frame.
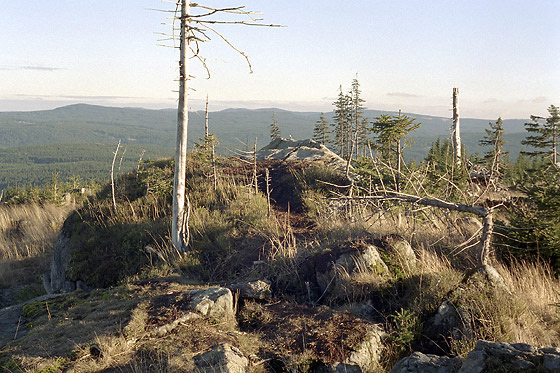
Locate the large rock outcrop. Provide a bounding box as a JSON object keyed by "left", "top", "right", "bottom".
{"left": 255, "top": 138, "right": 351, "bottom": 177}
{"left": 43, "top": 215, "right": 77, "bottom": 294}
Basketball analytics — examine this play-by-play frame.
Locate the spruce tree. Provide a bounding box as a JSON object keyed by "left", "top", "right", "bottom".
{"left": 521, "top": 105, "right": 560, "bottom": 166}
{"left": 371, "top": 111, "right": 420, "bottom": 191}
{"left": 371, "top": 112, "right": 420, "bottom": 166}
{"left": 332, "top": 86, "right": 351, "bottom": 158}
{"left": 313, "top": 112, "right": 331, "bottom": 145}
{"left": 349, "top": 76, "right": 366, "bottom": 159}
{"left": 479, "top": 117, "right": 508, "bottom": 178}
{"left": 270, "top": 111, "right": 281, "bottom": 141}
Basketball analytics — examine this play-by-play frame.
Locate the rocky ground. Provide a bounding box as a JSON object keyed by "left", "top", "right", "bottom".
{"left": 1, "top": 142, "right": 559, "bottom": 372}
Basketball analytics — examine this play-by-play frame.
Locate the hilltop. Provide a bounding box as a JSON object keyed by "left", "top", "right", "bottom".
{"left": 0, "top": 148, "right": 559, "bottom": 372}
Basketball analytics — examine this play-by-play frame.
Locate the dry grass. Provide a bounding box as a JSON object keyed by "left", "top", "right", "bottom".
{"left": 310, "top": 199, "right": 484, "bottom": 271}
{"left": 490, "top": 261, "right": 560, "bottom": 347}
{"left": 0, "top": 202, "right": 76, "bottom": 260}
{"left": 0, "top": 202, "right": 76, "bottom": 289}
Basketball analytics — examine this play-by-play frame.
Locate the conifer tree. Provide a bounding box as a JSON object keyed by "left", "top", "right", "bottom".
{"left": 425, "top": 138, "right": 468, "bottom": 199}
{"left": 270, "top": 111, "right": 281, "bottom": 141}
{"left": 349, "top": 76, "right": 366, "bottom": 159}
{"left": 313, "top": 112, "right": 331, "bottom": 145}
{"left": 479, "top": 117, "right": 508, "bottom": 178}
{"left": 332, "top": 86, "right": 351, "bottom": 158}
{"left": 371, "top": 112, "right": 420, "bottom": 166}
{"left": 522, "top": 105, "right": 560, "bottom": 166}
{"left": 371, "top": 111, "right": 420, "bottom": 191}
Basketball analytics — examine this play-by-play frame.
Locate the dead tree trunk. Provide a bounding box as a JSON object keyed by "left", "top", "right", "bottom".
{"left": 172, "top": 0, "right": 190, "bottom": 252}
{"left": 111, "top": 139, "right": 121, "bottom": 212}
{"left": 332, "top": 192, "right": 495, "bottom": 266}
{"left": 452, "top": 88, "right": 462, "bottom": 166}
{"left": 253, "top": 137, "right": 258, "bottom": 195}
{"left": 479, "top": 211, "right": 494, "bottom": 266}
{"left": 204, "top": 94, "right": 209, "bottom": 142}
{"left": 265, "top": 168, "right": 271, "bottom": 217}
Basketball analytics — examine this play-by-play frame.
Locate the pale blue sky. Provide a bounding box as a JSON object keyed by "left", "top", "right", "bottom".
{"left": 1, "top": 0, "right": 558, "bottom": 119}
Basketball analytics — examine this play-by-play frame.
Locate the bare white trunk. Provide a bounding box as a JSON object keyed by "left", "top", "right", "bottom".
{"left": 479, "top": 211, "right": 494, "bottom": 266}
{"left": 253, "top": 137, "right": 258, "bottom": 195}
{"left": 452, "top": 88, "right": 462, "bottom": 165}
{"left": 111, "top": 139, "right": 121, "bottom": 212}
{"left": 172, "top": 0, "right": 190, "bottom": 252}
{"left": 205, "top": 94, "right": 209, "bottom": 141}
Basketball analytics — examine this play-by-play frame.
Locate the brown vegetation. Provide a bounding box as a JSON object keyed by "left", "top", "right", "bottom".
{"left": 1, "top": 155, "right": 559, "bottom": 372}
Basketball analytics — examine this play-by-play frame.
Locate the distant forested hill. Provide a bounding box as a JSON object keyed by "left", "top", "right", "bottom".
{"left": 0, "top": 143, "right": 173, "bottom": 190}
{"left": 0, "top": 104, "right": 530, "bottom": 188}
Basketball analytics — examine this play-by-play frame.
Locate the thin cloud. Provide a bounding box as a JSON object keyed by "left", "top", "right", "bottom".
{"left": 387, "top": 92, "right": 421, "bottom": 98}
{"left": 15, "top": 94, "right": 146, "bottom": 100}
{"left": 0, "top": 65, "right": 65, "bottom": 71}
{"left": 483, "top": 98, "right": 500, "bottom": 104}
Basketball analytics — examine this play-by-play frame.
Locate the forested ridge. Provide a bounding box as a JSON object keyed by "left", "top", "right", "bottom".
{"left": 0, "top": 104, "right": 530, "bottom": 188}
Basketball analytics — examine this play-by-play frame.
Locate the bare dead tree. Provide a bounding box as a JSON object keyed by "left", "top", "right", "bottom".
{"left": 265, "top": 168, "right": 271, "bottom": 217}
{"left": 211, "top": 138, "right": 218, "bottom": 191}
{"left": 330, "top": 191, "right": 497, "bottom": 266}
{"left": 253, "top": 137, "right": 258, "bottom": 195}
{"left": 160, "top": 1, "right": 281, "bottom": 252}
{"left": 452, "top": 88, "right": 462, "bottom": 166}
{"left": 118, "top": 146, "right": 127, "bottom": 173}
{"left": 137, "top": 149, "right": 146, "bottom": 177}
{"left": 111, "top": 139, "right": 121, "bottom": 212}
{"left": 204, "top": 94, "right": 209, "bottom": 140}
{"left": 328, "top": 150, "right": 502, "bottom": 266}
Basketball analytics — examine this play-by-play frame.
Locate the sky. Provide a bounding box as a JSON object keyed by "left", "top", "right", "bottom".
{"left": 1, "top": 0, "right": 558, "bottom": 119}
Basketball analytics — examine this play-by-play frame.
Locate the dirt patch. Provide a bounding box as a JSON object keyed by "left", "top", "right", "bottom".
{"left": 146, "top": 292, "right": 193, "bottom": 328}
{"left": 238, "top": 300, "right": 370, "bottom": 365}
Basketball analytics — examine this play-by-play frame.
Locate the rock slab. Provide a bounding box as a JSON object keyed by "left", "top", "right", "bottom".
{"left": 391, "top": 351, "right": 463, "bottom": 373}
{"left": 393, "top": 340, "right": 560, "bottom": 373}
{"left": 459, "top": 340, "right": 560, "bottom": 373}
{"left": 194, "top": 343, "right": 248, "bottom": 373}
{"left": 186, "top": 287, "right": 234, "bottom": 319}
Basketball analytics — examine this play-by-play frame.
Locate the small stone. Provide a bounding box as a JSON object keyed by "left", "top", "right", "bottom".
{"left": 227, "top": 280, "right": 272, "bottom": 300}
{"left": 90, "top": 344, "right": 103, "bottom": 359}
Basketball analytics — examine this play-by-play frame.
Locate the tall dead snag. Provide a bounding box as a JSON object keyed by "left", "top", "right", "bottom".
{"left": 171, "top": 0, "right": 190, "bottom": 252}
{"left": 163, "top": 1, "right": 280, "bottom": 252}
{"left": 452, "top": 88, "right": 462, "bottom": 166}
{"left": 253, "top": 138, "right": 258, "bottom": 195}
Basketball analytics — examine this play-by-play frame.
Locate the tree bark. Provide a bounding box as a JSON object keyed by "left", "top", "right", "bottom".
{"left": 204, "top": 94, "right": 209, "bottom": 142}
{"left": 172, "top": 0, "right": 190, "bottom": 252}
{"left": 452, "top": 88, "right": 462, "bottom": 166}
{"left": 479, "top": 211, "right": 493, "bottom": 266}
{"left": 111, "top": 140, "right": 121, "bottom": 212}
